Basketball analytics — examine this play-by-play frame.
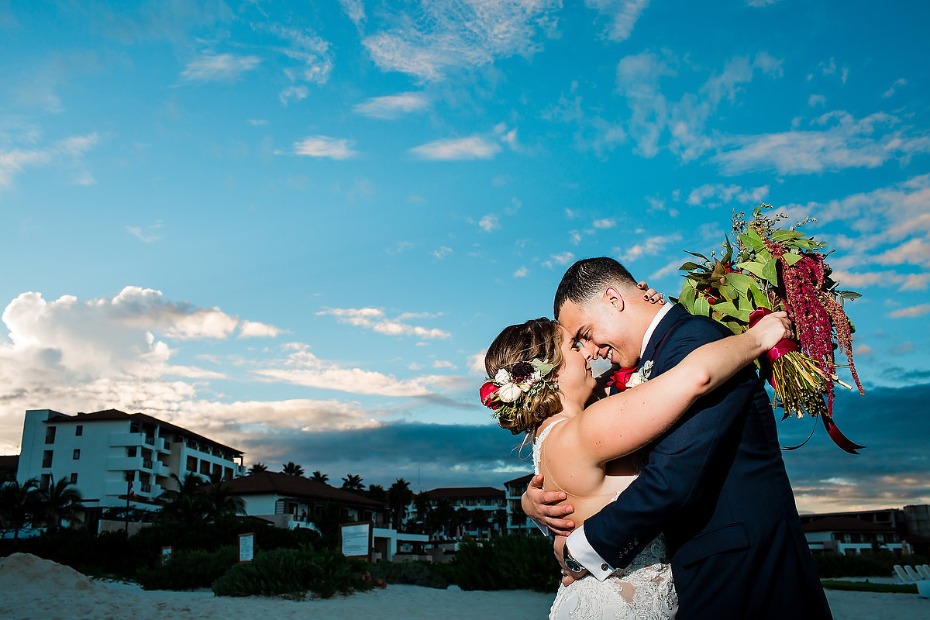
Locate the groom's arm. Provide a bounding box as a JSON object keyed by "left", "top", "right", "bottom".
{"left": 565, "top": 320, "right": 755, "bottom": 580}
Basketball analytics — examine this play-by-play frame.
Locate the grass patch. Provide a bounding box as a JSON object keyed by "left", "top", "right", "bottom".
{"left": 821, "top": 580, "right": 918, "bottom": 594}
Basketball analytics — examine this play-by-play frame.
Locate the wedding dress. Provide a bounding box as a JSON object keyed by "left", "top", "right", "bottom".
{"left": 533, "top": 419, "right": 677, "bottom": 620}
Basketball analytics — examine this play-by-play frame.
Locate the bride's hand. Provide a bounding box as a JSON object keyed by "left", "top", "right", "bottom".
{"left": 637, "top": 281, "right": 665, "bottom": 304}
{"left": 749, "top": 311, "right": 792, "bottom": 351}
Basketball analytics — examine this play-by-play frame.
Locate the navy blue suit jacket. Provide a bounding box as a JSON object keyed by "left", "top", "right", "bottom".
{"left": 584, "top": 305, "right": 831, "bottom": 619}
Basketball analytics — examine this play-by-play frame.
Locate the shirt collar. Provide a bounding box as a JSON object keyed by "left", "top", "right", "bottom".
{"left": 641, "top": 303, "right": 674, "bottom": 358}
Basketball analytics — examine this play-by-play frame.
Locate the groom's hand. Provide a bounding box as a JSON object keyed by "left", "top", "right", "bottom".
{"left": 554, "top": 535, "right": 589, "bottom": 586}
{"left": 522, "top": 474, "right": 575, "bottom": 536}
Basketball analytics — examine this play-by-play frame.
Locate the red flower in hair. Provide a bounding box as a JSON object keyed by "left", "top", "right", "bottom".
{"left": 479, "top": 381, "right": 501, "bottom": 410}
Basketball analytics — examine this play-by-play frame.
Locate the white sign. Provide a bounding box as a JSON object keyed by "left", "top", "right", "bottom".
{"left": 239, "top": 532, "right": 255, "bottom": 562}
{"left": 340, "top": 522, "right": 371, "bottom": 558}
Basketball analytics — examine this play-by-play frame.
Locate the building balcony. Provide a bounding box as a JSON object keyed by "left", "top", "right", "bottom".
{"left": 107, "top": 456, "right": 143, "bottom": 471}
{"left": 109, "top": 432, "right": 146, "bottom": 448}
{"left": 154, "top": 437, "right": 170, "bottom": 454}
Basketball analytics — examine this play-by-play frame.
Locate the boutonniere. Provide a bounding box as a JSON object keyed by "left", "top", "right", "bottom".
{"left": 606, "top": 360, "right": 653, "bottom": 392}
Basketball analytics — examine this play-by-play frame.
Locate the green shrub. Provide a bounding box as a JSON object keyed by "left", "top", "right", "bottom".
{"left": 812, "top": 551, "right": 927, "bottom": 579}
{"left": 212, "top": 547, "right": 373, "bottom": 599}
{"left": 450, "top": 534, "right": 558, "bottom": 592}
{"left": 136, "top": 546, "right": 238, "bottom": 590}
{"left": 369, "top": 560, "right": 450, "bottom": 589}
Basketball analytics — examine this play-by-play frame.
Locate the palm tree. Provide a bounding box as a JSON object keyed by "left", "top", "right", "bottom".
{"left": 0, "top": 478, "right": 39, "bottom": 542}
{"left": 281, "top": 461, "right": 305, "bottom": 477}
{"left": 387, "top": 478, "right": 413, "bottom": 530}
{"left": 341, "top": 473, "right": 364, "bottom": 491}
{"left": 35, "top": 477, "right": 83, "bottom": 531}
{"left": 413, "top": 491, "right": 433, "bottom": 534}
{"left": 310, "top": 470, "right": 329, "bottom": 484}
{"left": 429, "top": 499, "right": 456, "bottom": 539}
{"left": 365, "top": 483, "right": 387, "bottom": 504}
{"left": 248, "top": 462, "right": 268, "bottom": 475}
{"left": 203, "top": 480, "right": 246, "bottom": 524}
{"left": 157, "top": 473, "right": 208, "bottom": 525}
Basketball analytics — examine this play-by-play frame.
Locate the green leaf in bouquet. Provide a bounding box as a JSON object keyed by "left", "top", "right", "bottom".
{"left": 709, "top": 300, "right": 750, "bottom": 322}
{"left": 761, "top": 258, "right": 779, "bottom": 286}
{"left": 684, "top": 250, "right": 711, "bottom": 262}
{"left": 782, "top": 252, "right": 804, "bottom": 267}
{"left": 747, "top": 283, "right": 771, "bottom": 310}
{"left": 772, "top": 229, "right": 806, "bottom": 242}
{"left": 740, "top": 230, "right": 765, "bottom": 252}
{"left": 721, "top": 319, "right": 743, "bottom": 335}
{"left": 677, "top": 282, "right": 697, "bottom": 312}
{"left": 838, "top": 290, "right": 862, "bottom": 301}
{"left": 722, "top": 272, "right": 757, "bottom": 294}
{"left": 679, "top": 261, "right": 702, "bottom": 272}
{"left": 693, "top": 295, "right": 711, "bottom": 317}
{"left": 735, "top": 261, "right": 767, "bottom": 280}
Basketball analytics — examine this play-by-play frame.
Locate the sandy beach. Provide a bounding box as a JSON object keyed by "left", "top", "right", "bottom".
{"left": 0, "top": 553, "right": 926, "bottom": 619}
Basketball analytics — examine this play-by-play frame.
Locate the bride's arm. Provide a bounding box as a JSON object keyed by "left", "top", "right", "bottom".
{"left": 567, "top": 311, "right": 790, "bottom": 466}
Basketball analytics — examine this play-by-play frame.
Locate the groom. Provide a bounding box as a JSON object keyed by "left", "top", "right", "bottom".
{"left": 525, "top": 257, "right": 831, "bottom": 619}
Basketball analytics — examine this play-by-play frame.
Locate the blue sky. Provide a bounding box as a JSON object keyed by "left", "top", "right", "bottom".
{"left": 1, "top": 0, "right": 928, "bottom": 513}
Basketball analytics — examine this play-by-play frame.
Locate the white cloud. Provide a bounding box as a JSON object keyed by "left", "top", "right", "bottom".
{"left": 889, "top": 305, "right": 930, "bottom": 319}
{"left": 279, "top": 86, "right": 308, "bottom": 105}
{"left": 479, "top": 214, "right": 499, "bottom": 232}
{"left": 433, "top": 360, "right": 456, "bottom": 369}
{"left": 714, "top": 111, "right": 930, "bottom": 176}
{"left": 238, "top": 320, "right": 283, "bottom": 339}
{"left": 293, "top": 135, "right": 357, "bottom": 159}
{"left": 619, "top": 233, "right": 682, "bottom": 262}
{"left": 808, "top": 94, "right": 826, "bottom": 107}
{"left": 746, "top": 0, "right": 780, "bottom": 6}
{"left": 543, "top": 252, "right": 575, "bottom": 268}
{"left": 593, "top": 218, "right": 616, "bottom": 229}
{"left": 585, "top": 0, "right": 650, "bottom": 42}
{"left": 686, "top": 183, "right": 769, "bottom": 208}
{"left": 339, "top": 0, "right": 366, "bottom": 27}
{"left": 514, "top": 266, "right": 529, "bottom": 278}
{"left": 180, "top": 53, "right": 261, "bottom": 82}
{"left": 616, "top": 52, "right": 782, "bottom": 161}
{"left": 127, "top": 221, "right": 163, "bottom": 243}
{"left": 410, "top": 136, "right": 502, "bottom": 160}
{"left": 317, "top": 308, "right": 451, "bottom": 340}
{"left": 360, "top": 0, "right": 560, "bottom": 81}
{"left": 882, "top": 77, "right": 907, "bottom": 99}
{"left": 353, "top": 92, "right": 430, "bottom": 119}
{"left": 0, "top": 132, "right": 99, "bottom": 189}
{"left": 433, "top": 246, "right": 453, "bottom": 259}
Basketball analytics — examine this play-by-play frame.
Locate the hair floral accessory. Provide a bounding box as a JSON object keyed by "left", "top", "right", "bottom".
{"left": 480, "top": 358, "right": 556, "bottom": 421}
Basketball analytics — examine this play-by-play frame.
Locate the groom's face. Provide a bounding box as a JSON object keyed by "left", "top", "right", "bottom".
{"left": 558, "top": 289, "right": 641, "bottom": 368}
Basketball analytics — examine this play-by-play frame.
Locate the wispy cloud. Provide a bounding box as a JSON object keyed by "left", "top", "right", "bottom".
{"left": 0, "top": 132, "right": 99, "bottom": 188}
{"left": 317, "top": 308, "right": 451, "bottom": 339}
{"left": 889, "top": 305, "right": 930, "bottom": 319}
{"left": 585, "top": 0, "right": 650, "bottom": 41}
{"left": 353, "top": 92, "right": 430, "bottom": 119}
{"left": 180, "top": 53, "right": 261, "bottom": 82}
{"left": 360, "top": 0, "right": 560, "bottom": 81}
{"left": 410, "top": 136, "right": 501, "bottom": 160}
{"left": 478, "top": 214, "right": 499, "bottom": 232}
{"left": 882, "top": 77, "right": 907, "bottom": 99}
{"left": 713, "top": 111, "right": 930, "bottom": 176}
{"left": 543, "top": 252, "right": 575, "bottom": 269}
{"left": 686, "top": 183, "right": 769, "bottom": 208}
{"left": 238, "top": 320, "right": 283, "bottom": 339}
{"left": 293, "top": 135, "right": 357, "bottom": 159}
{"left": 127, "top": 221, "right": 163, "bottom": 243}
{"left": 619, "top": 233, "right": 682, "bottom": 262}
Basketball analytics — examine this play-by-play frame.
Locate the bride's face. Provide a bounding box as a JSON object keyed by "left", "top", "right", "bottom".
{"left": 555, "top": 326, "right": 596, "bottom": 405}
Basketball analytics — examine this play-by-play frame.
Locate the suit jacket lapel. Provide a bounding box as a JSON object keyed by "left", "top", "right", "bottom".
{"left": 641, "top": 304, "right": 688, "bottom": 367}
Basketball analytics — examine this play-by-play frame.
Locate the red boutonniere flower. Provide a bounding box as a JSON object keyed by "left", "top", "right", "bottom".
{"left": 479, "top": 381, "right": 501, "bottom": 410}
{"left": 606, "top": 366, "right": 637, "bottom": 392}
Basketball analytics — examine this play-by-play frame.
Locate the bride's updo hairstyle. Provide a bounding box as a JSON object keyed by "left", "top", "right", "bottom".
{"left": 483, "top": 318, "right": 565, "bottom": 436}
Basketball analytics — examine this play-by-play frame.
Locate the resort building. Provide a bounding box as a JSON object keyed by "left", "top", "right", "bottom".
{"left": 800, "top": 506, "right": 930, "bottom": 556}
{"left": 15, "top": 408, "right": 247, "bottom": 526}
{"left": 425, "top": 486, "right": 507, "bottom": 538}
{"left": 503, "top": 473, "right": 537, "bottom": 533}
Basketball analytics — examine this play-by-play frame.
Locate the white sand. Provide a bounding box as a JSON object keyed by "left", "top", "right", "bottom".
{"left": 0, "top": 553, "right": 926, "bottom": 619}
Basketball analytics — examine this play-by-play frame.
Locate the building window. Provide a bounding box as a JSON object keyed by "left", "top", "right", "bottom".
{"left": 127, "top": 446, "right": 137, "bottom": 457}
{"left": 73, "top": 449, "right": 81, "bottom": 460}
{"left": 186, "top": 456, "right": 197, "bottom": 472}
{"left": 42, "top": 450, "right": 53, "bottom": 468}
{"left": 199, "top": 460, "right": 210, "bottom": 475}
{"left": 70, "top": 473, "right": 78, "bottom": 484}
{"left": 45, "top": 426, "right": 57, "bottom": 444}
{"left": 41, "top": 473, "right": 51, "bottom": 488}
{"left": 75, "top": 425, "right": 83, "bottom": 437}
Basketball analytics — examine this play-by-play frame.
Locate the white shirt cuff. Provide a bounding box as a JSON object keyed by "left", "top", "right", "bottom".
{"left": 567, "top": 524, "right": 614, "bottom": 581}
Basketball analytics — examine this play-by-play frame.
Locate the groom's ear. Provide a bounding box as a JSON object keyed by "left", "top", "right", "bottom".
{"left": 604, "top": 287, "right": 625, "bottom": 312}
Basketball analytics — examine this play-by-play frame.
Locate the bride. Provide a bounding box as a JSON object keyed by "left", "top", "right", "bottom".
{"left": 481, "top": 309, "right": 791, "bottom": 619}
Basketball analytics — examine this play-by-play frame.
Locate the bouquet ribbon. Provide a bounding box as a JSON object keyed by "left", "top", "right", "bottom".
{"left": 748, "top": 308, "right": 797, "bottom": 366}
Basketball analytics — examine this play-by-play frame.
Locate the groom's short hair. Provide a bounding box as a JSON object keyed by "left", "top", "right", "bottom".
{"left": 554, "top": 257, "right": 636, "bottom": 319}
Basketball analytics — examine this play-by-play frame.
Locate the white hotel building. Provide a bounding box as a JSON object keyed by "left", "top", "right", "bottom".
{"left": 16, "top": 408, "right": 247, "bottom": 521}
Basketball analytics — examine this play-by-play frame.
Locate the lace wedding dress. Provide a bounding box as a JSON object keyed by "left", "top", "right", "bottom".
{"left": 534, "top": 420, "right": 678, "bottom": 620}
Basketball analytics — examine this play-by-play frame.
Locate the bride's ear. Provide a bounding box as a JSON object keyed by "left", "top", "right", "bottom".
{"left": 604, "top": 287, "right": 625, "bottom": 312}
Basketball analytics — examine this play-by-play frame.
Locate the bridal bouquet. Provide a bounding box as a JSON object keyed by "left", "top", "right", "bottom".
{"left": 676, "top": 204, "right": 865, "bottom": 453}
